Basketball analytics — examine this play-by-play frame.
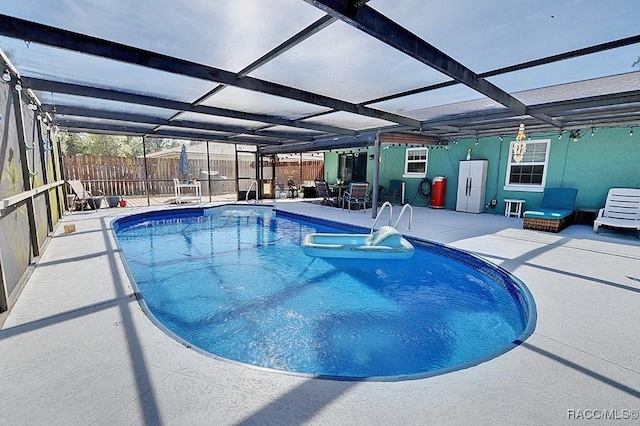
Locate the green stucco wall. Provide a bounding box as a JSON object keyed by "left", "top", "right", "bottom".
{"left": 323, "top": 127, "right": 640, "bottom": 214}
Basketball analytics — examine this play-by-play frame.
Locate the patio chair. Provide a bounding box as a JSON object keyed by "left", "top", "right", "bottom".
{"left": 523, "top": 187, "right": 578, "bottom": 233}
{"left": 315, "top": 180, "right": 337, "bottom": 206}
{"left": 340, "top": 182, "right": 369, "bottom": 213}
{"left": 381, "top": 179, "right": 404, "bottom": 204}
{"left": 593, "top": 188, "right": 640, "bottom": 237}
{"left": 67, "top": 180, "right": 101, "bottom": 211}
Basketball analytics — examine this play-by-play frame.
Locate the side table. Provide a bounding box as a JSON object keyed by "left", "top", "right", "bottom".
{"left": 504, "top": 199, "right": 525, "bottom": 218}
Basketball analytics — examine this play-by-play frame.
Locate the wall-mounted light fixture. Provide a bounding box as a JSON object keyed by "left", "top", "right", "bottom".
{"left": 2, "top": 70, "right": 10, "bottom": 82}
{"left": 569, "top": 130, "right": 581, "bottom": 142}
{"left": 630, "top": 127, "right": 634, "bottom": 137}
{"left": 14, "top": 81, "right": 22, "bottom": 92}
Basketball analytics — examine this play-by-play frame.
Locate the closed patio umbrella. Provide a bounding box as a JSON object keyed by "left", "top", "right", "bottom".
{"left": 178, "top": 144, "right": 189, "bottom": 179}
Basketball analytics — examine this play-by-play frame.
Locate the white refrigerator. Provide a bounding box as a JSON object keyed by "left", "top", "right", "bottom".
{"left": 456, "top": 160, "right": 488, "bottom": 213}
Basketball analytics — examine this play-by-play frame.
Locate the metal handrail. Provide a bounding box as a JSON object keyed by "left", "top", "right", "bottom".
{"left": 393, "top": 203, "right": 413, "bottom": 231}
{"left": 370, "top": 201, "right": 393, "bottom": 234}
{"left": 246, "top": 180, "right": 258, "bottom": 203}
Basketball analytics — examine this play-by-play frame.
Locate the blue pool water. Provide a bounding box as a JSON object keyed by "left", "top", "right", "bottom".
{"left": 114, "top": 206, "right": 535, "bottom": 380}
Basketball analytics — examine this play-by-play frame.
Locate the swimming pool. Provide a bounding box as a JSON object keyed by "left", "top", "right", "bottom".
{"left": 114, "top": 205, "right": 535, "bottom": 381}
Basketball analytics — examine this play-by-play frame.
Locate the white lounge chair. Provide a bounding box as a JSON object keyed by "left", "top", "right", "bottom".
{"left": 593, "top": 188, "right": 640, "bottom": 238}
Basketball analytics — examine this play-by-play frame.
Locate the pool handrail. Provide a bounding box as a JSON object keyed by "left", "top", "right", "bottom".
{"left": 394, "top": 204, "right": 413, "bottom": 231}
{"left": 370, "top": 201, "right": 393, "bottom": 234}
{"left": 246, "top": 180, "right": 258, "bottom": 204}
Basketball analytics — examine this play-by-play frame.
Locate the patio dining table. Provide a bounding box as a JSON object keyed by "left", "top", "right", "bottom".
{"left": 329, "top": 184, "right": 349, "bottom": 200}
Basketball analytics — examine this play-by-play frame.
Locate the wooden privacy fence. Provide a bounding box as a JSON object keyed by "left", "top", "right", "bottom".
{"left": 274, "top": 160, "right": 324, "bottom": 189}
{"left": 62, "top": 155, "right": 324, "bottom": 196}
{"left": 63, "top": 155, "right": 239, "bottom": 196}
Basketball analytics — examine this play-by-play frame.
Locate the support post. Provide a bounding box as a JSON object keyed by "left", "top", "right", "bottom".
{"left": 36, "top": 119, "right": 54, "bottom": 233}
{"left": 142, "top": 136, "right": 150, "bottom": 206}
{"left": 55, "top": 132, "right": 68, "bottom": 212}
{"left": 12, "top": 84, "right": 39, "bottom": 257}
{"left": 299, "top": 152, "right": 303, "bottom": 188}
{"left": 233, "top": 144, "right": 240, "bottom": 199}
{"left": 0, "top": 262, "right": 6, "bottom": 312}
{"left": 205, "top": 141, "right": 212, "bottom": 203}
{"left": 255, "top": 151, "right": 261, "bottom": 199}
{"left": 371, "top": 133, "right": 381, "bottom": 218}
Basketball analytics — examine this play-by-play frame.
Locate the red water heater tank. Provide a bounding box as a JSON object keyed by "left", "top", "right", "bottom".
{"left": 430, "top": 176, "right": 447, "bottom": 208}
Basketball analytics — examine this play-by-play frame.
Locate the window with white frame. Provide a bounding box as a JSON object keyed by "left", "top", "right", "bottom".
{"left": 403, "top": 147, "right": 428, "bottom": 178}
{"left": 504, "top": 139, "right": 550, "bottom": 192}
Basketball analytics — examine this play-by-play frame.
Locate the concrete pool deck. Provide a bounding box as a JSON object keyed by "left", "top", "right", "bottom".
{"left": 1, "top": 200, "right": 639, "bottom": 425}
